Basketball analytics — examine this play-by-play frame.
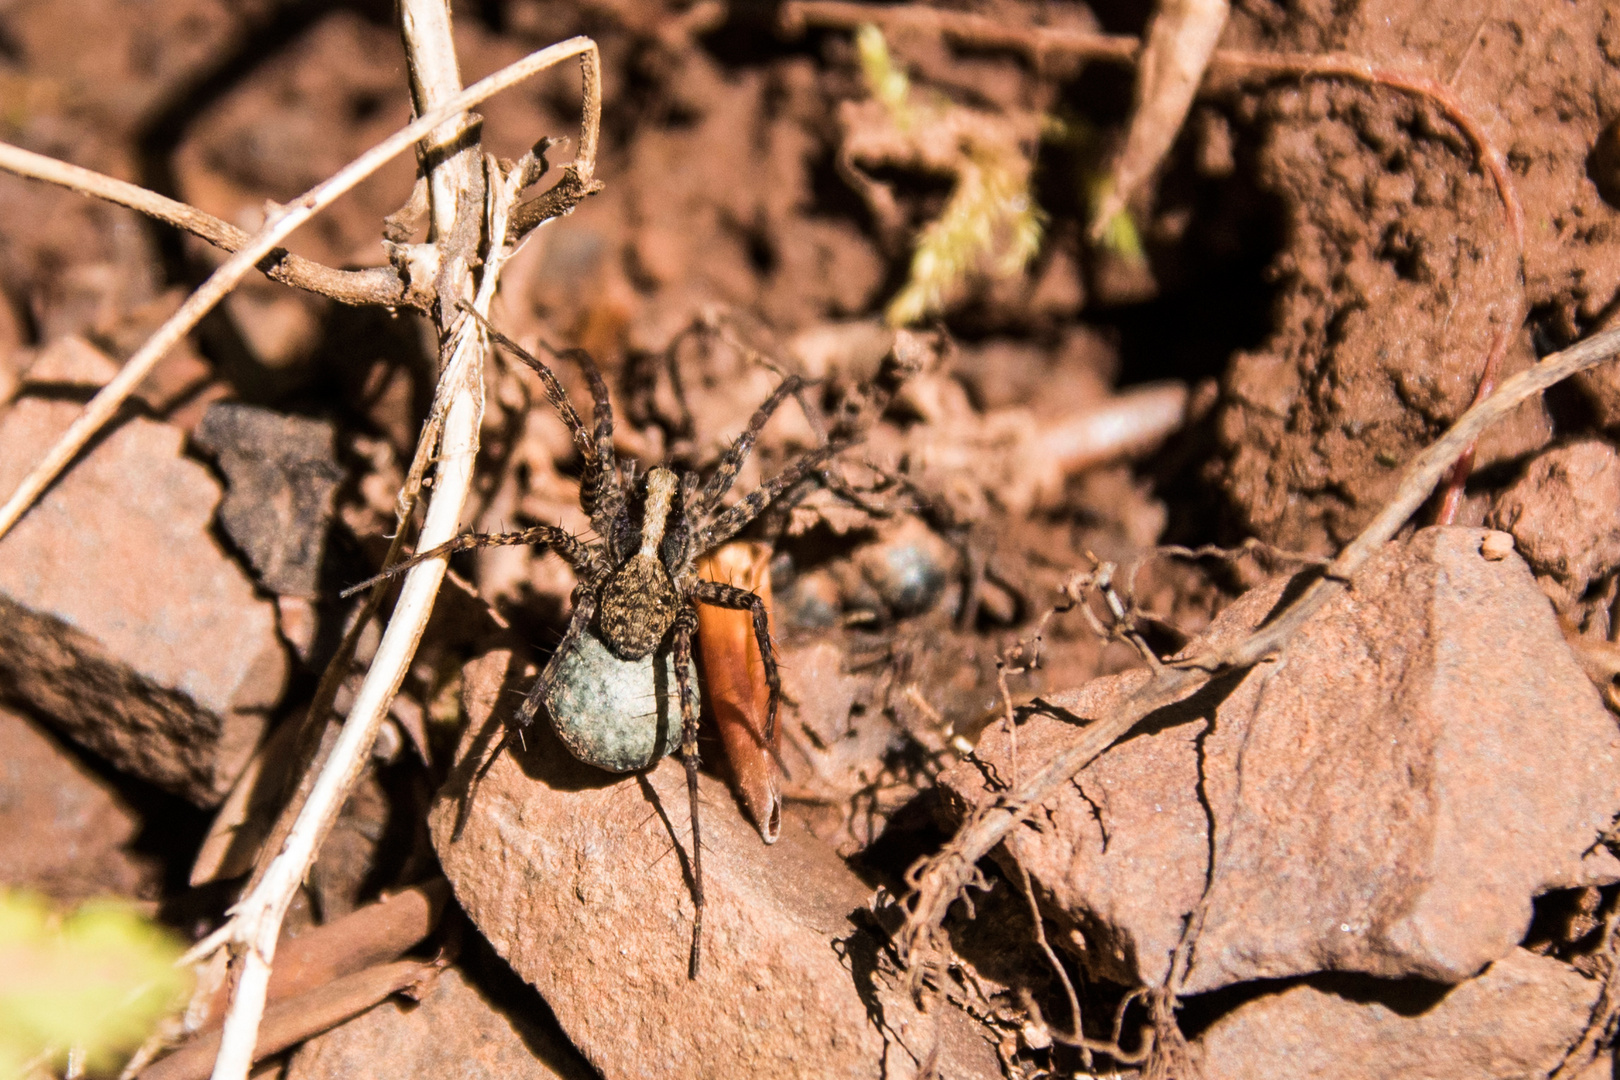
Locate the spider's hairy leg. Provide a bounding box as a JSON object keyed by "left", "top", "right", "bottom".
{"left": 696, "top": 375, "right": 806, "bottom": 514}
{"left": 691, "top": 577, "right": 780, "bottom": 744}
{"left": 459, "top": 302, "right": 597, "bottom": 469}
{"left": 458, "top": 302, "right": 625, "bottom": 552}
{"left": 513, "top": 587, "right": 599, "bottom": 732}
{"left": 340, "top": 525, "right": 595, "bottom": 598}
{"left": 546, "top": 341, "right": 623, "bottom": 541}
{"left": 673, "top": 606, "right": 705, "bottom": 979}
{"left": 694, "top": 441, "right": 850, "bottom": 552}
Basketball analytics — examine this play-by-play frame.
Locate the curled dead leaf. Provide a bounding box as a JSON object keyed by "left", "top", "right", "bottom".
{"left": 696, "top": 541, "right": 783, "bottom": 843}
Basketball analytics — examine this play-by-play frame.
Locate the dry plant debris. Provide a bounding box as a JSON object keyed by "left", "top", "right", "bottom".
{"left": 5, "top": 0, "right": 1620, "bottom": 1078}
{"left": 696, "top": 540, "right": 784, "bottom": 844}
{"left": 1089, "top": 0, "right": 1231, "bottom": 243}
{"left": 841, "top": 24, "right": 1044, "bottom": 325}
{"left": 284, "top": 967, "right": 589, "bottom": 1080}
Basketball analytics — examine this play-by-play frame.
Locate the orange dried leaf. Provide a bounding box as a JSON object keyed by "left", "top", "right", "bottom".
{"left": 696, "top": 541, "right": 782, "bottom": 843}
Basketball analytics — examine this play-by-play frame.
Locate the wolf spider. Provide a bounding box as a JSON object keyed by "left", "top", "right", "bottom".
{"left": 348, "top": 305, "right": 846, "bottom": 976}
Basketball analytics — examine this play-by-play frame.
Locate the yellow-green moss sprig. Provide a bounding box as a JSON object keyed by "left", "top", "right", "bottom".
{"left": 855, "top": 23, "right": 912, "bottom": 129}
{"left": 887, "top": 151, "right": 1045, "bottom": 327}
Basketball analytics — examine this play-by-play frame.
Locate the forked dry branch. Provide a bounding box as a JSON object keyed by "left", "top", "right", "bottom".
{"left": 0, "top": 8, "right": 604, "bottom": 1080}
{"left": 0, "top": 32, "right": 602, "bottom": 546}
{"left": 0, "top": 142, "right": 412, "bottom": 308}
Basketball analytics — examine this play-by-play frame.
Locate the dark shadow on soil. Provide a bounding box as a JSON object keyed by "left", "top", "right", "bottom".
{"left": 1176, "top": 971, "right": 1456, "bottom": 1041}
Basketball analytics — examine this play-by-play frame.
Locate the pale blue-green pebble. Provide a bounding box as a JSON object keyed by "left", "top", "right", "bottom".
{"left": 542, "top": 631, "right": 695, "bottom": 773}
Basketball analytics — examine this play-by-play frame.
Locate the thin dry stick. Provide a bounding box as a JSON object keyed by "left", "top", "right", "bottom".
{"left": 900, "top": 324, "right": 1620, "bottom": 987}
{"left": 0, "top": 34, "right": 598, "bottom": 548}
{"left": 781, "top": 0, "right": 1142, "bottom": 63}
{"left": 231, "top": 522, "right": 414, "bottom": 900}
{"left": 0, "top": 142, "right": 412, "bottom": 308}
{"left": 175, "top": 29, "right": 599, "bottom": 1080}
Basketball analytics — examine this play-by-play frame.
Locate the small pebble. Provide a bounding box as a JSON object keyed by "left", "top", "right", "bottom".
{"left": 1480, "top": 531, "right": 1515, "bottom": 562}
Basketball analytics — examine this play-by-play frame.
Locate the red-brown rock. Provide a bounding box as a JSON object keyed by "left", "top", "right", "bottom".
{"left": 1190, "top": 949, "right": 1600, "bottom": 1080}
{"left": 285, "top": 966, "right": 590, "bottom": 1080}
{"left": 192, "top": 403, "right": 343, "bottom": 599}
{"left": 942, "top": 527, "right": 1620, "bottom": 993}
{"left": 430, "top": 649, "right": 1000, "bottom": 1080}
{"left": 0, "top": 339, "right": 287, "bottom": 804}
{"left": 1488, "top": 438, "right": 1620, "bottom": 610}
{"left": 0, "top": 704, "right": 160, "bottom": 900}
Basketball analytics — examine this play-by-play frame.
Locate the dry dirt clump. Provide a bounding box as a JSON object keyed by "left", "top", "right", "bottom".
{"left": 6, "top": 0, "right": 1620, "bottom": 1079}
{"left": 1214, "top": 0, "right": 1620, "bottom": 552}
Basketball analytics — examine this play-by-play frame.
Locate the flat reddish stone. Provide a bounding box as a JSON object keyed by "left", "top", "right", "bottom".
{"left": 1488, "top": 438, "right": 1620, "bottom": 609}
{"left": 0, "top": 339, "right": 286, "bottom": 804}
{"left": 192, "top": 402, "right": 343, "bottom": 599}
{"left": 430, "top": 648, "right": 1000, "bottom": 1080}
{"left": 943, "top": 527, "right": 1620, "bottom": 992}
{"left": 0, "top": 705, "right": 160, "bottom": 900}
{"left": 1191, "top": 949, "right": 1600, "bottom": 1080}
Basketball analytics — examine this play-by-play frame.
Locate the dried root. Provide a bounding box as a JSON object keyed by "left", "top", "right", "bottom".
{"left": 898, "top": 324, "right": 1620, "bottom": 1055}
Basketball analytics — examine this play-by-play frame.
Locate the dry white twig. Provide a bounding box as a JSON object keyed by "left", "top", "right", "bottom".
{"left": 1090, "top": 0, "right": 1230, "bottom": 240}
{"left": 100, "top": 19, "right": 598, "bottom": 1080}
{"left": 0, "top": 33, "right": 598, "bottom": 547}
{"left": 0, "top": 141, "right": 410, "bottom": 307}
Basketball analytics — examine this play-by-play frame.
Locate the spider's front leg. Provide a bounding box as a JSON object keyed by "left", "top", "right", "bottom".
{"left": 691, "top": 577, "right": 780, "bottom": 744}
{"left": 673, "top": 604, "right": 706, "bottom": 979}
{"left": 512, "top": 585, "right": 599, "bottom": 736}
{"left": 340, "top": 524, "right": 598, "bottom": 598}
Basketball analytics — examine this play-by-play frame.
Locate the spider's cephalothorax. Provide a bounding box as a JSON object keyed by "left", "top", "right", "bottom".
{"left": 596, "top": 466, "right": 682, "bottom": 660}
{"left": 349, "top": 306, "right": 849, "bottom": 978}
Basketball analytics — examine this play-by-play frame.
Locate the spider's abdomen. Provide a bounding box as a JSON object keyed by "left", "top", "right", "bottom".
{"left": 544, "top": 631, "right": 691, "bottom": 772}
{"left": 597, "top": 553, "right": 678, "bottom": 659}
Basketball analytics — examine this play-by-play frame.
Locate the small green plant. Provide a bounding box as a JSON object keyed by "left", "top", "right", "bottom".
{"left": 0, "top": 891, "right": 192, "bottom": 1078}
{"left": 1042, "top": 112, "right": 1145, "bottom": 263}
{"left": 853, "top": 25, "right": 1044, "bottom": 327}
{"left": 854, "top": 23, "right": 912, "bottom": 129}
{"left": 886, "top": 150, "right": 1044, "bottom": 326}
{"left": 1087, "top": 176, "right": 1145, "bottom": 263}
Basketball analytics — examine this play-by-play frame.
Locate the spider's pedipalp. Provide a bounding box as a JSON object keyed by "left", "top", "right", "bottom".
{"left": 695, "top": 440, "right": 850, "bottom": 553}
{"left": 691, "top": 577, "right": 780, "bottom": 743}
{"left": 697, "top": 374, "right": 807, "bottom": 515}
